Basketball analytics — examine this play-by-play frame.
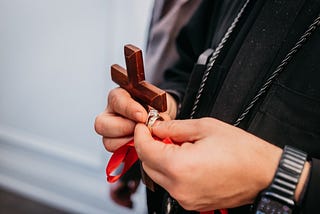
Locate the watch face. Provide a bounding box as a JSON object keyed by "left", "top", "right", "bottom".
{"left": 254, "top": 196, "right": 292, "bottom": 214}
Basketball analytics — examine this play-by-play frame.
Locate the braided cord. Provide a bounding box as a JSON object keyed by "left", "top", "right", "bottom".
{"left": 190, "top": 0, "right": 251, "bottom": 119}
{"left": 233, "top": 13, "right": 320, "bottom": 126}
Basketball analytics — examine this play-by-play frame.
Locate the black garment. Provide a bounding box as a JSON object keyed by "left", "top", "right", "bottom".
{"left": 150, "top": 0, "right": 320, "bottom": 213}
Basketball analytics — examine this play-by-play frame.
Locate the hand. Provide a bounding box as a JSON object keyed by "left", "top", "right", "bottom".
{"left": 134, "top": 118, "right": 283, "bottom": 211}
{"left": 94, "top": 87, "right": 148, "bottom": 152}
{"left": 94, "top": 87, "right": 177, "bottom": 152}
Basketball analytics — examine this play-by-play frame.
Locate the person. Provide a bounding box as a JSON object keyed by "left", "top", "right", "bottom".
{"left": 144, "top": 0, "right": 202, "bottom": 86}
{"left": 107, "top": 0, "right": 202, "bottom": 211}
{"left": 95, "top": 0, "right": 320, "bottom": 213}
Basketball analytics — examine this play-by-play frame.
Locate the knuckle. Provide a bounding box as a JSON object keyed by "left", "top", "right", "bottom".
{"left": 108, "top": 89, "right": 120, "bottom": 109}
{"left": 166, "top": 121, "right": 180, "bottom": 132}
{"left": 171, "top": 188, "right": 193, "bottom": 210}
{"left": 124, "top": 103, "right": 132, "bottom": 118}
{"left": 176, "top": 192, "right": 197, "bottom": 211}
{"left": 108, "top": 88, "right": 137, "bottom": 120}
{"left": 168, "top": 184, "right": 180, "bottom": 200}
{"left": 197, "top": 117, "right": 214, "bottom": 131}
{"left": 180, "top": 202, "right": 195, "bottom": 211}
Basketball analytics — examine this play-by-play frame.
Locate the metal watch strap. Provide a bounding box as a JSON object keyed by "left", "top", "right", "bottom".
{"left": 267, "top": 145, "right": 307, "bottom": 206}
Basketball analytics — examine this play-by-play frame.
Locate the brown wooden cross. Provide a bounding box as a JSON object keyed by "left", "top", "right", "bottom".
{"left": 111, "top": 44, "right": 167, "bottom": 112}
{"left": 110, "top": 44, "right": 167, "bottom": 191}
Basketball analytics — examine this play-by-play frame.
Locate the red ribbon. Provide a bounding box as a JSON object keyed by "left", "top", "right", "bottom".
{"left": 106, "top": 139, "right": 139, "bottom": 183}
{"left": 106, "top": 137, "right": 228, "bottom": 214}
{"left": 106, "top": 137, "right": 173, "bottom": 183}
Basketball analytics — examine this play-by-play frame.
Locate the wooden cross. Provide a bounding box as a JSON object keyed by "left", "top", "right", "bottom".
{"left": 111, "top": 44, "right": 167, "bottom": 112}
{"left": 110, "top": 44, "right": 167, "bottom": 191}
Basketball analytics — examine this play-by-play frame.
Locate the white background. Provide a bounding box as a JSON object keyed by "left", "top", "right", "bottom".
{"left": 0, "top": 0, "right": 154, "bottom": 213}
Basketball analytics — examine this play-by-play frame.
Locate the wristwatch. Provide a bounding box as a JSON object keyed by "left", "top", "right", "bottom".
{"left": 252, "top": 145, "right": 307, "bottom": 214}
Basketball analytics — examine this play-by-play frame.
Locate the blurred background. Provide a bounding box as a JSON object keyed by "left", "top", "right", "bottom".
{"left": 0, "top": 0, "right": 154, "bottom": 213}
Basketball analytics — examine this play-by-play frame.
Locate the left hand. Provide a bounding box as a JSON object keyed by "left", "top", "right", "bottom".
{"left": 134, "top": 118, "right": 282, "bottom": 211}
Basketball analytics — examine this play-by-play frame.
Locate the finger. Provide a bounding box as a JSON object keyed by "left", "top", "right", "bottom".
{"left": 134, "top": 123, "right": 178, "bottom": 172}
{"left": 95, "top": 112, "right": 136, "bottom": 137}
{"left": 103, "top": 136, "right": 133, "bottom": 152}
{"left": 108, "top": 88, "right": 148, "bottom": 123}
{"left": 152, "top": 119, "right": 209, "bottom": 143}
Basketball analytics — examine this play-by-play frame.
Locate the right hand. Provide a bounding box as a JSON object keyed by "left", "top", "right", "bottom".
{"left": 94, "top": 87, "right": 148, "bottom": 152}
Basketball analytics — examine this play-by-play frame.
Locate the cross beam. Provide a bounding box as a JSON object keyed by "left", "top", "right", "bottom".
{"left": 111, "top": 44, "right": 167, "bottom": 112}
{"left": 110, "top": 44, "right": 167, "bottom": 191}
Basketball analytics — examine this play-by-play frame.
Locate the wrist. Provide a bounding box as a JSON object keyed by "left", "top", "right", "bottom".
{"left": 253, "top": 145, "right": 308, "bottom": 213}
{"left": 295, "top": 161, "right": 310, "bottom": 202}
{"left": 256, "top": 144, "right": 282, "bottom": 194}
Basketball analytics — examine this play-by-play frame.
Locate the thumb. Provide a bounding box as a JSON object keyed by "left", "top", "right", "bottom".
{"left": 134, "top": 123, "right": 173, "bottom": 169}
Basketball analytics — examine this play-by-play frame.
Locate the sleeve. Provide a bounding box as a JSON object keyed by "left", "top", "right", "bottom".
{"left": 301, "top": 158, "right": 320, "bottom": 213}
{"left": 159, "top": 0, "right": 217, "bottom": 102}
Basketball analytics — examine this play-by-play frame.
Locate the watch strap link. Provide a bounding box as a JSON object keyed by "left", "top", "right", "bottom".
{"left": 267, "top": 145, "right": 307, "bottom": 205}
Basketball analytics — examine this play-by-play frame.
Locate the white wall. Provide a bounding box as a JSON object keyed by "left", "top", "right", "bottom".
{"left": 0, "top": 0, "right": 153, "bottom": 213}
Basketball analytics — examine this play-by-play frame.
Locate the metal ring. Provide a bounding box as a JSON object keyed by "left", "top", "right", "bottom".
{"left": 146, "top": 109, "right": 163, "bottom": 130}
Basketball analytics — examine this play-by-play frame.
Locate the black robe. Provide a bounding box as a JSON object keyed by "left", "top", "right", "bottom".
{"left": 148, "top": 0, "right": 320, "bottom": 213}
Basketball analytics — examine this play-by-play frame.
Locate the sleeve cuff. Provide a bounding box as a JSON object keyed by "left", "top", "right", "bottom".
{"left": 300, "top": 158, "right": 320, "bottom": 212}
{"left": 165, "top": 89, "right": 183, "bottom": 116}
